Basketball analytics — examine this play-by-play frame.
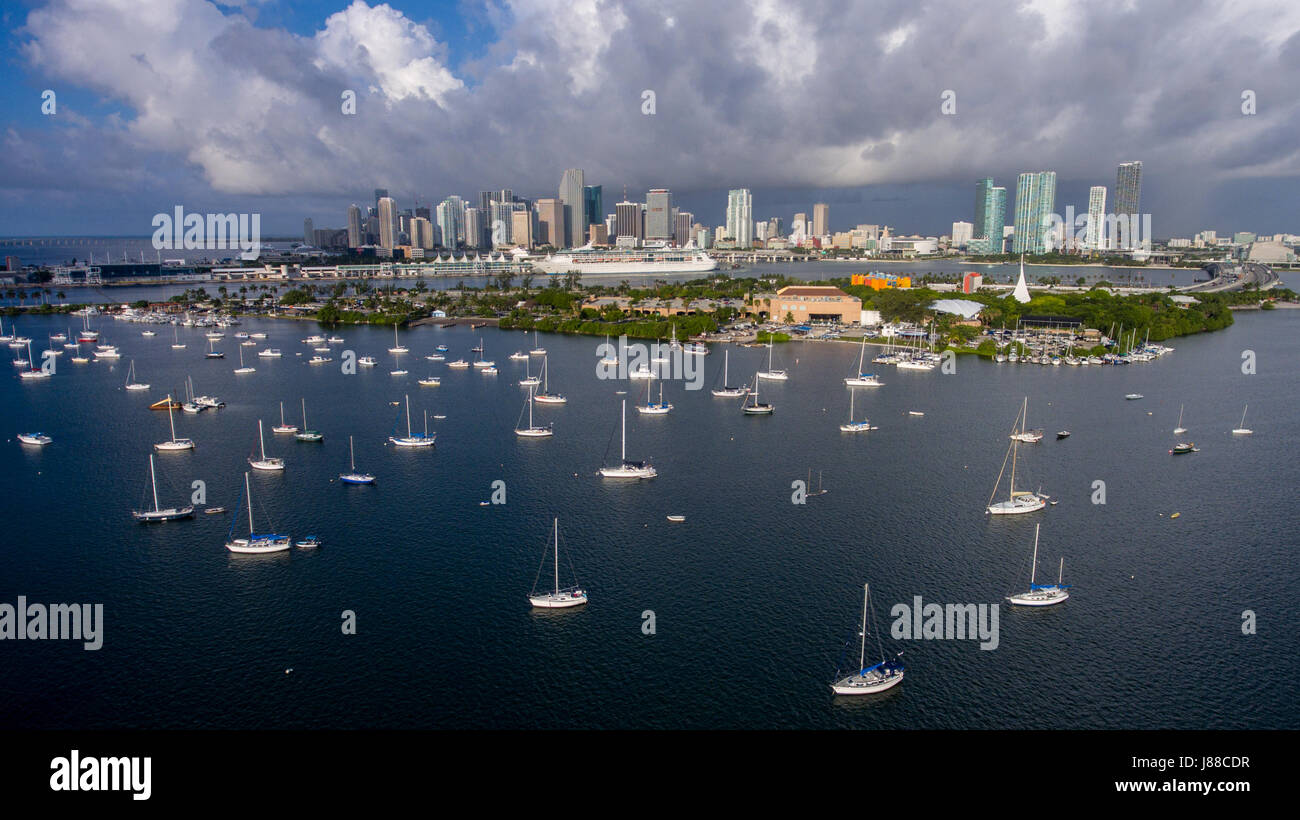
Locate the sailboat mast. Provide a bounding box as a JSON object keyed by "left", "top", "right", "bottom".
{"left": 149, "top": 454, "right": 160, "bottom": 512}
{"left": 350, "top": 436, "right": 356, "bottom": 470}
{"left": 1058, "top": 556, "right": 1063, "bottom": 585}
{"left": 245, "top": 472, "right": 254, "bottom": 534}
{"left": 724, "top": 349, "right": 729, "bottom": 383}
{"left": 302, "top": 397, "right": 307, "bottom": 428}
{"left": 1030, "top": 524, "right": 1040, "bottom": 584}
{"left": 620, "top": 399, "right": 626, "bottom": 461}
{"left": 406, "top": 395, "right": 412, "bottom": 437}
{"left": 168, "top": 397, "right": 177, "bottom": 441}
{"left": 553, "top": 518, "right": 559, "bottom": 595}
{"left": 859, "top": 583, "right": 869, "bottom": 670}
{"left": 259, "top": 419, "right": 266, "bottom": 459}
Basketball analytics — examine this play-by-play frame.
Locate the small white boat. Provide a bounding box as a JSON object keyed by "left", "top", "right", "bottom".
{"left": 1125, "top": 393, "right": 1143, "bottom": 400}
{"left": 225, "top": 472, "right": 291, "bottom": 554}
{"left": 295, "top": 537, "right": 321, "bottom": 549}
{"left": 509, "top": 351, "right": 529, "bottom": 361}
{"left": 447, "top": 359, "right": 470, "bottom": 369}
{"left": 528, "top": 331, "right": 546, "bottom": 356}
{"left": 425, "top": 353, "right": 445, "bottom": 362}
{"left": 248, "top": 419, "right": 285, "bottom": 470}
{"left": 711, "top": 349, "right": 746, "bottom": 397}
{"left": 308, "top": 355, "right": 332, "bottom": 365}
{"left": 132, "top": 454, "right": 195, "bottom": 522}
{"left": 389, "top": 395, "right": 435, "bottom": 447}
{"left": 358, "top": 356, "right": 377, "bottom": 367}
{"left": 418, "top": 376, "right": 440, "bottom": 386}
{"left": 272, "top": 402, "right": 299, "bottom": 434}
{"left": 234, "top": 346, "right": 255, "bottom": 374}
{"left": 339, "top": 436, "right": 375, "bottom": 485}
{"left": 1173, "top": 404, "right": 1188, "bottom": 435}
{"left": 839, "top": 389, "right": 872, "bottom": 432}
{"left": 154, "top": 398, "right": 195, "bottom": 452}
{"left": 742, "top": 371, "right": 774, "bottom": 415}
{"left": 532, "top": 355, "right": 566, "bottom": 403}
{"left": 666, "top": 515, "right": 686, "bottom": 523}
{"left": 327, "top": 336, "right": 344, "bottom": 344}
{"left": 599, "top": 399, "right": 656, "bottom": 478}
{"left": 388, "top": 325, "right": 408, "bottom": 354}
{"left": 1231, "top": 405, "right": 1252, "bottom": 435}
{"left": 515, "top": 386, "right": 554, "bottom": 438}
{"left": 258, "top": 348, "right": 282, "bottom": 358}
{"left": 17, "top": 432, "right": 52, "bottom": 446}
{"left": 528, "top": 518, "right": 587, "bottom": 609}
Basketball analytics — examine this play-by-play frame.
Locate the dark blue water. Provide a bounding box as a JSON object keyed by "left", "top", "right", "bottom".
{"left": 2, "top": 310, "right": 1297, "bottom": 729}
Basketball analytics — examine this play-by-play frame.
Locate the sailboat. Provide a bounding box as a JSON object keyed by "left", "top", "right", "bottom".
{"left": 529, "top": 330, "right": 546, "bottom": 355}
{"left": 0, "top": 317, "right": 11, "bottom": 343}
{"left": 339, "top": 435, "right": 375, "bottom": 484}
{"left": 295, "top": 398, "right": 323, "bottom": 442}
{"left": 518, "top": 355, "right": 540, "bottom": 387}
{"left": 124, "top": 360, "right": 149, "bottom": 391}
{"left": 839, "top": 388, "right": 874, "bottom": 432}
{"left": 472, "top": 337, "right": 494, "bottom": 368}
{"left": 1173, "top": 404, "right": 1188, "bottom": 435}
{"left": 132, "top": 454, "right": 195, "bottom": 521}
{"left": 170, "top": 327, "right": 185, "bottom": 349}
{"left": 599, "top": 334, "right": 619, "bottom": 366}
{"left": 515, "top": 385, "right": 554, "bottom": 437}
{"left": 388, "top": 324, "right": 408, "bottom": 354}
{"left": 844, "top": 336, "right": 884, "bottom": 387}
{"left": 154, "top": 397, "right": 195, "bottom": 451}
{"left": 528, "top": 518, "right": 587, "bottom": 608}
{"left": 756, "top": 336, "right": 788, "bottom": 380}
{"left": 533, "top": 355, "right": 566, "bottom": 404}
{"left": 272, "top": 401, "right": 299, "bottom": 434}
{"left": 18, "top": 341, "right": 50, "bottom": 380}
{"left": 636, "top": 368, "right": 672, "bottom": 414}
{"left": 1231, "top": 405, "right": 1252, "bottom": 435}
{"left": 225, "top": 472, "right": 291, "bottom": 553}
{"left": 1009, "top": 398, "right": 1044, "bottom": 443}
{"left": 205, "top": 338, "right": 224, "bottom": 359}
{"left": 234, "top": 345, "right": 255, "bottom": 374}
{"left": 389, "top": 394, "right": 435, "bottom": 447}
{"left": 743, "top": 371, "right": 774, "bottom": 415}
{"left": 830, "top": 583, "right": 904, "bottom": 695}
{"left": 599, "top": 399, "right": 656, "bottom": 478}
{"left": 1006, "top": 524, "right": 1070, "bottom": 606}
{"left": 986, "top": 399, "right": 1048, "bottom": 515}
{"left": 248, "top": 419, "right": 284, "bottom": 470}
{"left": 711, "top": 348, "right": 746, "bottom": 397}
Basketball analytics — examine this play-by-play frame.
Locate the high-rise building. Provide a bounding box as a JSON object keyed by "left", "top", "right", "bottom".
{"left": 767, "top": 217, "right": 783, "bottom": 238}
{"left": 951, "top": 221, "right": 973, "bottom": 248}
{"left": 411, "top": 217, "right": 434, "bottom": 249}
{"left": 377, "top": 196, "right": 397, "bottom": 250}
{"left": 463, "top": 208, "right": 482, "bottom": 250}
{"left": 1012, "top": 171, "right": 1056, "bottom": 254}
{"left": 436, "top": 196, "right": 465, "bottom": 250}
{"left": 559, "top": 169, "right": 586, "bottom": 248}
{"left": 793, "top": 212, "right": 808, "bottom": 239}
{"left": 588, "top": 224, "right": 608, "bottom": 245}
{"left": 645, "top": 188, "right": 673, "bottom": 240}
{"left": 536, "top": 198, "right": 564, "bottom": 248}
{"left": 1087, "top": 186, "right": 1107, "bottom": 250}
{"left": 813, "top": 203, "right": 830, "bottom": 237}
{"left": 347, "top": 204, "right": 363, "bottom": 248}
{"left": 489, "top": 202, "right": 514, "bottom": 245}
{"left": 511, "top": 209, "right": 535, "bottom": 248}
{"left": 374, "top": 188, "right": 389, "bottom": 212}
{"left": 615, "top": 201, "right": 642, "bottom": 243}
{"left": 726, "top": 189, "right": 753, "bottom": 246}
{"left": 1113, "top": 161, "right": 1142, "bottom": 249}
{"left": 303, "top": 218, "right": 314, "bottom": 246}
{"left": 674, "top": 211, "right": 694, "bottom": 246}
{"left": 972, "top": 178, "right": 1007, "bottom": 251}
{"left": 583, "top": 186, "right": 603, "bottom": 232}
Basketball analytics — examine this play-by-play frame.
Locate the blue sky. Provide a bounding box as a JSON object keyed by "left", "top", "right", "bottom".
{"left": 2, "top": 0, "right": 1299, "bottom": 238}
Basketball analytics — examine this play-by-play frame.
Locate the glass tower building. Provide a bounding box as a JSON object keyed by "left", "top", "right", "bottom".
{"left": 1012, "top": 172, "right": 1056, "bottom": 254}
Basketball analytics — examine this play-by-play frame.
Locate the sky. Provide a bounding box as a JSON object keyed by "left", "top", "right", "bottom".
{"left": 2, "top": 0, "right": 1299, "bottom": 238}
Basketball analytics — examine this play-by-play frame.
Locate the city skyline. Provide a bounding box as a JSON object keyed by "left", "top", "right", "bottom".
{"left": 2, "top": 0, "right": 1298, "bottom": 237}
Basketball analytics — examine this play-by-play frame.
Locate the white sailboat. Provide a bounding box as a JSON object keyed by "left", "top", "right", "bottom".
{"left": 17, "top": 432, "right": 53, "bottom": 446}
{"left": 388, "top": 324, "right": 409, "bottom": 354}
{"left": 170, "top": 327, "right": 186, "bottom": 349}
{"left": 756, "top": 336, "right": 788, "bottom": 380}
{"left": 599, "top": 399, "right": 656, "bottom": 478}
{"left": 830, "top": 583, "right": 904, "bottom": 695}
{"left": 711, "top": 348, "right": 746, "bottom": 397}
{"left": 225, "top": 472, "right": 291, "bottom": 553}
{"left": 234, "top": 346, "right": 255, "bottom": 374}
{"left": 844, "top": 336, "right": 884, "bottom": 387}
{"left": 636, "top": 368, "right": 672, "bottom": 414}
{"left": 1231, "top": 405, "right": 1252, "bottom": 435}
{"left": 295, "top": 398, "right": 323, "bottom": 442}
{"left": 124, "top": 360, "right": 150, "bottom": 391}
{"left": 533, "top": 355, "right": 566, "bottom": 404}
{"left": 1009, "top": 398, "right": 1044, "bottom": 443}
{"left": 472, "top": 337, "right": 494, "bottom": 368}
{"left": 132, "top": 454, "right": 195, "bottom": 522}
{"left": 1006, "top": 524, "right": 1070, "bottom": 606}
{"left": 529, "top": 330, "right": 546, "bottom": 355}
{"left": 19, "top": 341, "right": 51, "bottom": 380}
{"left": 515, "top": 385, "right": 554, "bottom": 437}
{"left": 389, "top": 394, "right": 435, "bottom": 447}
{"left": 518, "top": 354, "right": 540, "bottom": 387}
{"left": 528, "top": 518, "right": 587, "bottom": 608}
{"left": 1173, "top": 404, "right": 1187, "bottom": 435}
{"left": 839, "top": 388, "right": 874, "bottom": 432}
{"left": 986, "top": 399, "right": 1048, "bottom": 515}
{"left": 272, "top": 401, "right": 299, "bottom": 434}
{"left": 742, "top": 371, "right": 774, "bottom": 415}
{"left": 339, "top": 435, "right": 376, "bottom": 484}
{"left": 154, "top": 398, "right": 195, "bottom": 452}
{"left": 248, "top": 419, "right": 284, "bottom": 470}
{"left": 599, "top": 334, "right": 619, "bottom": 366}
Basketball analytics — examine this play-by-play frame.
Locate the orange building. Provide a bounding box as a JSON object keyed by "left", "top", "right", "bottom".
{"left": 752, "top": 286, "right": 862, "bottom": 323}
{"left": 850, "top": 273, "right": 911, "bottom": 290}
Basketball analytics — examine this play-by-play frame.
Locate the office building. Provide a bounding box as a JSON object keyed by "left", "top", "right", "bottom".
{"left": 1113, "top": 161, "right": 1142, "bottom": 249}
{"left": 615, "top": 200, "right": 642, "bottom": 243}
{"left": 813, "top": 203, "right": 829, "bottom": 237}
{"left": 347, "top": 204, "right": 363, "bottom": 248}
{"left": 1086, "top": 186, "right": 1107, "bottom": 250}
{"left": 377, "top": 196, "right": 397, "bottom": 250}
{"left": 727, "top": 189, "right": 753, "bottom": 246}
{"left": 559, "top": 168, "right": 586, "bottom": 248}
{"left": 645, "top": 188, "right": 673, "bottom": 240}
{"left": 1012, "top": 171, "right": 1057, "bottom": 254}
{"left": 583, "top": 186, "right": 603, "bottom": 231}
{"left": 536, "top": 198, "right": 564, "bottom": 248}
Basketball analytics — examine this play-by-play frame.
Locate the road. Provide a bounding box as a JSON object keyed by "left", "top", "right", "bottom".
{"left": 1182, "top": 261, "right": 1279, "bottom": 292}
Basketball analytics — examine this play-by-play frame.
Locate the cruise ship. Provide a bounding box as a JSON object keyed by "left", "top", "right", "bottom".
{"left": 531, "top": 244, "right": 717, "bottom": 276}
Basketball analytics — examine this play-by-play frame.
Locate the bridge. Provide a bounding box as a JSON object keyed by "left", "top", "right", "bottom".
{"left": 1182, "top": 262, "right": 1279, "bottom": 292}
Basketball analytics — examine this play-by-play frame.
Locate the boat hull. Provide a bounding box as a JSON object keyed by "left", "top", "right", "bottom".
{"left": 831, "top": 669, "right": 904, "bottom": 695}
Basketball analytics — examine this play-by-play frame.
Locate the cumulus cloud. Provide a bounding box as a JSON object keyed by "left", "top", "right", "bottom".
{"left": 4, "top": 0, "right": 1300, "bottom": 233}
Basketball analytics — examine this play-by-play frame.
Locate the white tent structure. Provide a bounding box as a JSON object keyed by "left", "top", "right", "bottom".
{"left": 1012, "top": 254, "right": 1031, "bottom": 303}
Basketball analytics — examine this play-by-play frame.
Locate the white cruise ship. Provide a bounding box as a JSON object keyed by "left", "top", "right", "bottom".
{"left": 531, "top": 244, "right": 717, "bottom": 276}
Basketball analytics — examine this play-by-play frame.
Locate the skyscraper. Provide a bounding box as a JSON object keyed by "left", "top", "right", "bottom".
{"left": 347, "top": 204, "right": 363, "bottom": 248}
{"left": 972, "top": 178, "right": 1007, "bottom": 251}
{"left": 615, "top": 201, "right": 642, "bottom": 243}
{"left": 436, "top": 196, "right": 465, "bottom": 250}
{"left": 726, "top": 189, "right": 752, "bottom": 246}
{"left": 559, "top": 169, "right": 586, "bottom": 248}
{"left": 303, "top": 218, "right": 313, "bottom": 246}
{"left": 1113, "top": 161, "right": 1142, "bottom": 249}
{"left": 645, "top": 188, "right": 673, "bottom": 240}
{"left": 536, "top": 198, "right": 564, "bottom": 248}
{"left": 1086, "top": 186, "right": 1107, "bottom": 250}
{"left": 464, "top": 208, "right": 482, "bottom": 250}
{"left": 1012, "top": 172, "right": 1056, "bottom": 254}
{"left": 813, "top": 203, "right": 830, "bottom": 237}
{"left": 583, "top": 185, "right": 603, "bottom": 232}
{"left": 377, "top": 196, "right": 397, "bottom": 250}
{"left": 674, "top": 211, "right": 694, "bottom": 247}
